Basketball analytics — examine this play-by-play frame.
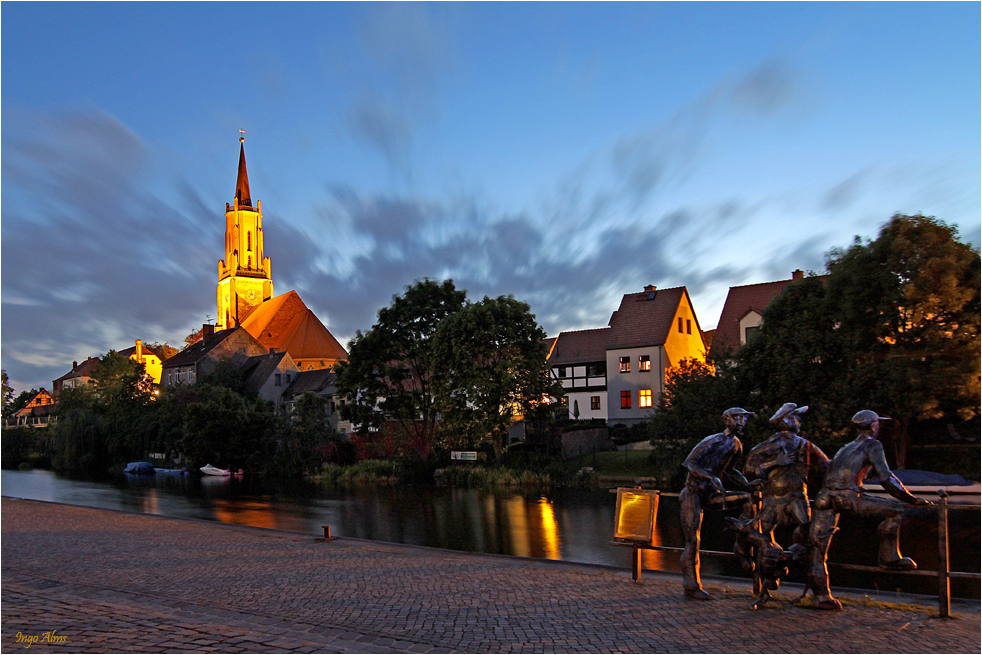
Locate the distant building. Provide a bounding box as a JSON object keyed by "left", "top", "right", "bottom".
{"left": 5, "top": 388, "right": 56, "bottom": 428}
{"left": 117, "top": 340, "right": 163, "bottom": 384}
{"left": 548, "top": 284, "right": 708, "bottom": 427}
{"left": 215, "top": 136, "right": 347, "bottom": 371}
{"left": 52, "top": 357, "right": 101, "bottom": 396}
{"left": 709, "top": 269, "right": 810, "bottom": 358}
{"left": 240, "top": 350, "right": 300, "bottom": 412}
{"left": 159, "top": 325, "right": 267, "bottom": 387}
{"left": 281, "top": 368, "right": 350, "bottom": 434}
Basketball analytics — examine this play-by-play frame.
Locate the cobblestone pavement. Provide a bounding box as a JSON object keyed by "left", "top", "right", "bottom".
{"left": 2, "top": 498, "right": 979, "bottom": 654}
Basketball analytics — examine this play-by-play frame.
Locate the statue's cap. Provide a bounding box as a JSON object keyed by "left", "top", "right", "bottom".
{"left": 851, "top": 410, "right": 890, "bottom": 428}
{"left": 769, "top": 402, "right": 808, "bottom": 425}
{"left": 722, "top": 407, "right": 755, "bottom": 418}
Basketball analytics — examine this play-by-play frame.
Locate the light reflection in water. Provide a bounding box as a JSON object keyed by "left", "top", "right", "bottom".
{"left": 506, "top": 495, "right": 530, "bottom": 557}
{"left": 537, "top": 496, "right": 562, "bottom": 560}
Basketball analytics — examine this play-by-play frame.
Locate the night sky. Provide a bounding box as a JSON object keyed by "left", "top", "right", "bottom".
{"left": 2, "top": 2, "right": 979, "bottom": 393}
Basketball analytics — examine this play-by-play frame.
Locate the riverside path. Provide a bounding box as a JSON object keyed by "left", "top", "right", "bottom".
{"left": 2, "top": 498, "right": 979, "bottom": 654}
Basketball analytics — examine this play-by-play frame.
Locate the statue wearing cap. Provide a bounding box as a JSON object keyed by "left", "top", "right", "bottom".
{"left": 678, "top": 407, "right": 760, "bottom": 600}
{"left": 743, "top": 403, "right": 830, "bottom": 555}
{"left": 806, "top": 410, "right": 932, "bottom": 610}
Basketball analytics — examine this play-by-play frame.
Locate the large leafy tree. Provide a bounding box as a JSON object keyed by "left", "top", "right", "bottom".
{"left": 737, "top": 213, "right": 980, "bottom": 465}
{"left": 431, "top": 295, "right": 561, "bottom": 460}
{"left": 335, "top": 279, "right": 466, "bottom": 460}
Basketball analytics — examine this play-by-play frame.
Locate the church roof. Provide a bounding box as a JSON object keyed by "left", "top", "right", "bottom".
{"left": 235, "top": 139, "right": 252, "bottom": 208}
{"left": 240, "top": 290, "right": 348, "bottom": 363}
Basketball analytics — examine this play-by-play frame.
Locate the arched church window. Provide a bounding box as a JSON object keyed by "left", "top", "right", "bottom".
{"left": 248, "top": 255, "right": 252, "bottom": 268}
{"left": 247, "top": 232, "right": 252, "bottom": 251}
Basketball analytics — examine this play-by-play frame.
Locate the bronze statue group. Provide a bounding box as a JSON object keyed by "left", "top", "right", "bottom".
{"left": 680, "top": 403, "right": 931, "bottom": 610}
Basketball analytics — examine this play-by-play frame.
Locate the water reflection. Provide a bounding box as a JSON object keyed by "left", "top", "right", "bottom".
{"left": 1, "top": 469, "right": 977, "bottom": 599}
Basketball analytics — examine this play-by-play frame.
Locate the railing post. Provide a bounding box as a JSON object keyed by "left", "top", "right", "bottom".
{"left": 633, "top": 544, "right": 642, "bottom": 583}
{"left": 937, "top": 490, "right": 950, "bottom": 618}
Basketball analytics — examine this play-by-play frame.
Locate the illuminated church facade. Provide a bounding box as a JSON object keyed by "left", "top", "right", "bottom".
{"left": 217, "top": 136, "right": 347, "bottom": 371}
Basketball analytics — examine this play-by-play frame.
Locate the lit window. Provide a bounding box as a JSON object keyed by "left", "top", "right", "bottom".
{"left": 621, "top": 391, "right": 632, "bottom": 409}
{"left": 686, "top": 319, "right": 692, "bottom": 335}
{"left": 619, "top": 356, "right": 630, "bottom": 373}
{"left": 678, "top": 317, "right": 684, "bottom": 333}
{"left": 639, "top": 355, "right": 651, "bottom": 372}
{"left": 591, "top": 396, "right": 601, "bottom": 410}
{"left": 639, "top": 389, "right": 652, "bottom": 408}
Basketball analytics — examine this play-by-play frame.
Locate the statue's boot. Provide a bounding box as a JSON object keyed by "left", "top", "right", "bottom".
{"left": 684, "top": 588, "right": 711, "bottom": 600}
{"left": 878, "top": 515, "right": 917, "bottom": 570}
{"left": 814, "top": 595, "right": 843, "bottom": 611}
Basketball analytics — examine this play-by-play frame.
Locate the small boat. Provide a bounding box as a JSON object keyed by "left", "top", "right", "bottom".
{"left": 124, "top": 462, "right": 155, "bottom": 475}
{"left": 199, "top": 464, "right": 231, "bottom": 476}
{"left": 154, "top": 467, "right": 188, "bottom": 476}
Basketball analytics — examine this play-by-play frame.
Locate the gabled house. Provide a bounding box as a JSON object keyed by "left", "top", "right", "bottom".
{"left": 547, "top": 328, "right": 609, "bottom": 421}
{"left": 117, "top": 339, "right": 164, "bottom": 384}
{"left": 6, "top": 388, "right": 57, "bottom": 428}
{"left": 548, "top": 284, "right": 707, "bottom": 427}
{"left": 709, "top": 269, "right": 809, "bottom": 358}
{"left": 52, "top": 357, "right": 101, "bottom": 396}
{"left": 160, "top": 325, "right": 267, "bottom": 387}
{"left": 281, "top": 368, "right": 350, "bottom": 434}
{"left": 240, "top": 350, "right": 300, "bottom": 412}
{"left": 605, "top": 285, "right": 706, "bottom": 426}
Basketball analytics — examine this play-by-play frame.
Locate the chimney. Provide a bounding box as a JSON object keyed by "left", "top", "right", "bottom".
{"left": 135, "top": 339, "right": 143, "bottom": 361}
{"left": 792, "top": 269, "right": 804, "bottom": 281}
{"left": 644, "top": 284, "right": 657, "bottom": 292}
{"left": 202, "top": 324, "right": 215, "bottom": 338}
{"left": 72, "top": 361, "right": 78, "bottom": 369}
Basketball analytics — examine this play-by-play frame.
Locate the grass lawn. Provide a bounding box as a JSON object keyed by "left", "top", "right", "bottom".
{"left": 570, "top": 450, "right": 655, "bottom": 476}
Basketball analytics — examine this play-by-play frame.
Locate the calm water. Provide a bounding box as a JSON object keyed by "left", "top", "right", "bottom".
{"left": 1, "top": 469, "right": 977, "bottom": 598}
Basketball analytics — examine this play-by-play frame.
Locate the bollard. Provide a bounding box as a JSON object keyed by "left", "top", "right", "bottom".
{"left": 937, "top": 490, "right": 950, "bottom": 618}
{"left": 321, "top": 525, "right": 337, "bottom": 541}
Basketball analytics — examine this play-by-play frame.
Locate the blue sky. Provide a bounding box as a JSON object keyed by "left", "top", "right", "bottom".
{"left": 2, "top": 2, "right": 979, "bottom": 394}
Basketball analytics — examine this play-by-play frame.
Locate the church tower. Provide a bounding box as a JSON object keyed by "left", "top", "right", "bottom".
{"left": 217, "top": 134, "right": 273, "bottom": 330}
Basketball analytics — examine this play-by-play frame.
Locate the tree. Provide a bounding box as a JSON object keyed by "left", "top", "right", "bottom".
{"left": 650, "top": 357, "right": 745, "bottom": 444}
{"left": 824, "top": 213, "right": 980, "bottom": 465}
{"left": 179, "top": 384, "right": 277, "bottom": 472}
{"left": 335, "top": 279, "right": 467, "bottom": 460}
{"left": 282, "top": 391, "right": 335, "bottom": 474}
{"left": 1, "top": 370, "right": 13, "bottom": 416}
{"left": 431, "top": 295, "right": 561, "bottom": 461}
{"left": 737, "top": 213, "right": 980, "bottom": 465}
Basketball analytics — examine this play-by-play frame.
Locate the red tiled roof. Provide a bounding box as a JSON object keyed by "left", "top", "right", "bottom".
{"left": 548, "top": 328, "right": 610, "bottom": 365}
{"left": 606, "top": 286, "right": 687, "bottom": 350}
{"left": 240, "top": 290, "right": 348, "bottom": 363}
{"left": 710, "top": 275, "right": 806, "bottom": 357}
{"left": 52, "top": 357, "right": 101, "bottom": 383}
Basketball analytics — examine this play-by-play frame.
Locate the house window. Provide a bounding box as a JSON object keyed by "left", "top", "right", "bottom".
{"left": 621, "top": 391, "right": 632, "bottom": 409}
{"left": 744, "top": 326, "right": 760, "bottom": 343}
{"left": 639, "top": 355, "right": 651, "bottom": 372}
{"left": 557, "top": 367, "right": 567, "bottom": 378}
{"left": 678, "top": 317, "right": 684, "bottom": 333}
{"left": 586, "top": 363, "right": 606, "bottom": 377}
{"left": 285, "top": 374, "right": 290, "bottom": 384}
{"left": 275, "top": 374, "right": 281, "bottom": 386}
{"left": 639, "top": 389, "right": 652, "bottom": 408}
{"left": 619, "top": 356, "right": 630, "bottom": 373}
{"left": 686, "top": 319, "right": 692, "bottom": 335}
{"left": 591, "top": 396, "right": 601, "bottom": 411}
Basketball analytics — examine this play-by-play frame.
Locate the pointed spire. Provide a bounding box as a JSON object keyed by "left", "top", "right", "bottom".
{"left": 235, "top": 131, "right": 252, "bottom": 207}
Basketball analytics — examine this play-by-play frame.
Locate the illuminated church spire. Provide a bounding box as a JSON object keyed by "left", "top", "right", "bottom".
{"left": 217, "top": 132, "right": 273, "bottom": 330}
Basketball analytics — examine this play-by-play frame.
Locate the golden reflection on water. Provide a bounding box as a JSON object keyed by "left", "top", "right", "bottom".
{"left": 537, "top": 496, "right": 562, "bottom": 560}
{"left": 212, "top": 498, "right": 280, "bottom": 529}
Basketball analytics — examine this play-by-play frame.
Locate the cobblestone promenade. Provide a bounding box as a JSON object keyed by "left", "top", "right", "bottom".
{"left": 2, "top": 498, "right": 978, "bottom": 653}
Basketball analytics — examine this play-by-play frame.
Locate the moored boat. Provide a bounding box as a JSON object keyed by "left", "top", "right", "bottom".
{"left": 199, "top": 464, "right": 231, "bottom": 476}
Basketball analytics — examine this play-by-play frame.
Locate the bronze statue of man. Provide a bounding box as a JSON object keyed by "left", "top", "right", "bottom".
{"left": 744, "top": 403, "right": 829, "bottom": 554}
{"left": 807, "top": 410, "right": 932, "bottom": 610}
{"left": 679, "top": 407, "right": 759, "bottom": 600}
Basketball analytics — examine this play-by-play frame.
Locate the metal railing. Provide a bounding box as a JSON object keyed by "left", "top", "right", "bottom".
{"left": 611, "top": 489, "right": 980, "bottom": 617}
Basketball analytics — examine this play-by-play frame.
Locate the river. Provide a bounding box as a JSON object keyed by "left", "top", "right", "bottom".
{"left": 1, "top": 469, "right": 977, "bottom": 599}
